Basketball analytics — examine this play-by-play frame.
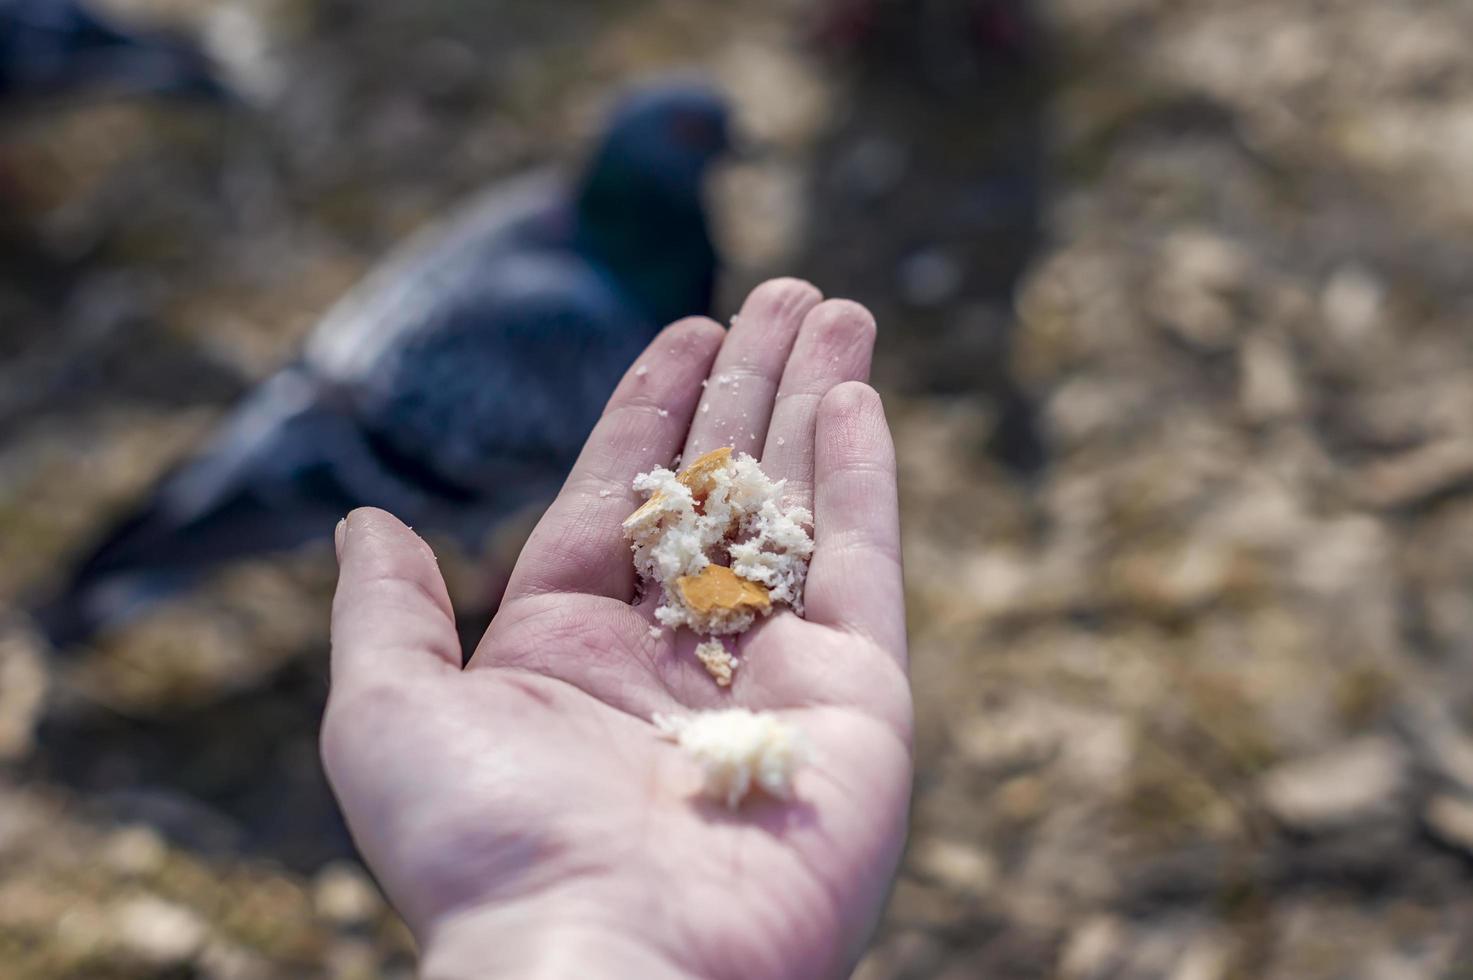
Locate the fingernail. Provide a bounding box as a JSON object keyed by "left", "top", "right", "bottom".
{"left": 334, "top": 516, "right": 349, "bottom": 561}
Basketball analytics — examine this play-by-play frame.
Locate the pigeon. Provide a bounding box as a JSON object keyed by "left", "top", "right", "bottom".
{"left": 805, "top": 0, "right": 1049, "bottom": 474}
{"left": 35, "top": 80, "right": 734, "bottom": 649}
{"left": 0, "top": 0, "right": 227, "bottom": 107}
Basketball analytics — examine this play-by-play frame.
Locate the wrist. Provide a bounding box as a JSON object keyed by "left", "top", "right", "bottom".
{"left": 419, "top": 902, "right": 700, "bottom": 980}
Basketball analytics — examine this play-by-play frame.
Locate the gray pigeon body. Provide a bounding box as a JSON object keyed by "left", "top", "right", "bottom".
{"left": 37, "top": 81, "right": 733, "bottom": 647}
{"left": 0, "top": 0, "right": 227, "bottom": 106}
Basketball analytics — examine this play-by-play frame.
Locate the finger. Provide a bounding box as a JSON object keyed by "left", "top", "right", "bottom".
{"left": 803, "top": 383, "right": 906, "bottom": 661}
{"left": 761, "top": 299, "right": 877, "bottom": 512}
{"left": 504, "top": 316, "right": 725, "bottom": 602}
{"left": 329, "top": 507, "right": 461, "bottom": 692}
{"left": 683, "top": 278, "right": 822, "bottom": 461}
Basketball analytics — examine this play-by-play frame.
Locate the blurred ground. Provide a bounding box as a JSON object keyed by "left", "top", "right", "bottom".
{"left": 5, "top": 0, "right": 1473, "bottom": 976}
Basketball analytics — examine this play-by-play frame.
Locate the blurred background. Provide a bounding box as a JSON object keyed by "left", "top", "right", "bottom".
{"left": 3, "top": 0, "right": 1473, "bottom": 976}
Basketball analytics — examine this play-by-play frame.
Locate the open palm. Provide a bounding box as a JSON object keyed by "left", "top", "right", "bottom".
{"left": 321, "top": 280, "right": 912, "bottom": 980}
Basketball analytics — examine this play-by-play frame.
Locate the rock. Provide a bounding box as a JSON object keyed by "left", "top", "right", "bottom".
{"left": 1321, "top": 264, "right": 1385, "bottom": 347}
{"left": 1423, "top": 793, "right": 1473, "bottom": 856}
{"left": 0, "top": 626, "right": 47, "bottom": 761}
{"left": 101, "top": 825, "right": 168, "bottom": 876}
{"left": 851, "top": 930, "right": 947, "bottom": 980}
{"left": 1349, "top": 440, "right": 1473, "bottom": 512}
{"left": 955, "top": 696, "right": 1130, "bottom": 789}
{"left": 911, "top": 838, "right": 999, "bottom": 896}
{"left": 111, "top": 896, "right": 206, "bottom": 966}
{"left": 323, "top": 938, "right": 386, "bottom": 980}
{"left": 198, "top": 939, "right": 273, "bottom": 980}
{"left": 1238, "top": 331, "right": 1302, "bottom": 423}
{"left": 1149, "top": 230, "right": 1251, "bottom": 351}
{"left": 1400, "top": 695, "right": 1473, "bottom": 793}
{"left": 55, "top": 906, "right": 109, "bottom": 956}
{"left": 1171, "top": 933, "right": 1232, "bottom": 980}
{"left": 1059, "top": 916, "right": 1126, "bottom": 979}
{"left": 312, "top": 861, "right": 383, "bottom": 927}
{"left": 1258, "top": 736, "right": 1408, "bottom": 831}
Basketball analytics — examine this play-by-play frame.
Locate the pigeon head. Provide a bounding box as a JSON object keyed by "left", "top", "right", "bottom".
{"left": 573, "top": 80, "right": 732, "bottom": 325}
{"left": 581, "top": 81, "right": 733, "bottom": 209}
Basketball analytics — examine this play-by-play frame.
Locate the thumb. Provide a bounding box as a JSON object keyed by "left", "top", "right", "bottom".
{"left": 330, "top": 508, "right": 461, "bottom": 691}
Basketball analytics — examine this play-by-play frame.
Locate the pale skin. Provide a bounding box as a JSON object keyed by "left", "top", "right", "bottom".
{"left": 320, "top": 279, "right": 912, "bottom": 979}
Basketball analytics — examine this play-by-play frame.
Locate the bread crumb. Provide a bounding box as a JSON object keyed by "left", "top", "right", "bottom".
{"left": 635, "top": 364, "right": 649, "bottom": 377}
{"left": 648, "top": 624, "right": 664, "bottom": 639}
{"left": 694, "top": 639, "right": 738, "bottom": 687}
{"left": 700, "top": 402, "right": 710, "bottom": 413}
{"left": 654, "top": 709, "right": 810, "bottom": 807}
{"left": 598, "top": 489, "right": 613, "bottom": 498}
{"left": 678, "top": 566, "right": 770, "bottom": 634}
{"left": 624, "top": 447, "right": 814, "bottom": 635}
{"left": 776, "top": 437, "right": 786, "bottom": 447}
{"left": 657, "top": 408, "right": 669, "bottom": 418}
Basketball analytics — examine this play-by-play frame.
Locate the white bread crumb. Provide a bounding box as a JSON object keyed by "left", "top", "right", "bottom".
{"left": 635, "top": 364, "right": 649, "bottom": 377}
{"left": 654, "top": 709, "right": 810, "bottom": 808}
{"left": 694, "top": 639, "right": 738, "bottom": 687}
{"left": 623, "top": 447, "right": 814, "bottom": 637}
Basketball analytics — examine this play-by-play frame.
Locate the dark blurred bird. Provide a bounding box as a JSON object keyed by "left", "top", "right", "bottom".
{"left": 805, "top": 0, "right": 1049, "bottom": 474}
{"left": 0, "top": 0, "right": 227, "bottom": 107}
{"left": 35, "top": 80, "right": 733, "bottom": 649}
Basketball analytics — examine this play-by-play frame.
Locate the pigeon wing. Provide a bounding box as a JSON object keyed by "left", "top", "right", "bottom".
{"left": 341, "top": 249, "right": 661, "bottom": 504}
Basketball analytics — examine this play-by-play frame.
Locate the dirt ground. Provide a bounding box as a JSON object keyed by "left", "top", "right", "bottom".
{"left": 4, "top": 0, "right": 1473, "bottom": 976}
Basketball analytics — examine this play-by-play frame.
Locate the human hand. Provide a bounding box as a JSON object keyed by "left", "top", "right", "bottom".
{"left": 320, "top": 279, "right": 911, "bottom": 980}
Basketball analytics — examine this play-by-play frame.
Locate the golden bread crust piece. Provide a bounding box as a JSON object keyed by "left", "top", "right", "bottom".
{"left": 676, "top": 565, "right": 771, "bottom": 617}
{"left": 622, "top": 447, "right": 735, "bottom": 527}
{"left": 676, "top": 446, "right": 733, "bottom": 501}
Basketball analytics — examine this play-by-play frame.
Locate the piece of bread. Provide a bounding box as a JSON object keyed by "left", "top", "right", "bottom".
{"left": 654, "top": 709, "right": 811, "bottom": 808}
{"left": 693, "top": 638, "right": 738, "bottom": 687}
{"left": 631, "top": 448, "right": 818, "bottom": 807}
{"left": 623, "top": 447, "right": 815, "bottom": 637}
